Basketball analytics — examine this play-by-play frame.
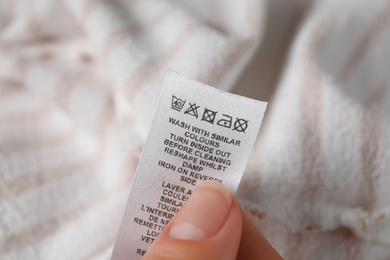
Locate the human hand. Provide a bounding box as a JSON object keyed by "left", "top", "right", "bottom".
{"left": 142, "top": 180, "right": 283, "bottom": 260}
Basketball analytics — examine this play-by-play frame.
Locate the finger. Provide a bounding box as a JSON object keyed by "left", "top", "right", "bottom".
{"left": 237, "top": 207, "right": 283, "bottom": 260}
{"left": 142, "top": 181, "right": 242, "bottom": 260}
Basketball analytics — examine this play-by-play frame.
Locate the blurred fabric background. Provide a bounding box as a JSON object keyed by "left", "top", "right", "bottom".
{"left": 1, "top": 0, "right": 390, "bottom": 259}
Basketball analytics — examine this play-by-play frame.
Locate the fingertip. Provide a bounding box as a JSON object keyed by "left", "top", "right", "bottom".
{"left": 196, "top": 180, "right": 232, "bottom": 205}
{"left": 142, "top": 183, "right": 242, "bottom": 260}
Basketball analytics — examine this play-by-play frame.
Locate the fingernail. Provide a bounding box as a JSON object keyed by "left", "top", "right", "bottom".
{"left": 169, "top": 180, "right": 232, "bottom": 241}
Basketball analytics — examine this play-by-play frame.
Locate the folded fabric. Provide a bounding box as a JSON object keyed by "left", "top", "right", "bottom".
{"left": 1, "top": 0, "right": 390, "bottom": 259}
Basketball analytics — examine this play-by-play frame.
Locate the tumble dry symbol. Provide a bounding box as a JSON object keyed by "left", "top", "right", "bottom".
{"left": 201, "top": 108, "right": 217, "bottom": 124}
{"left": 233, "top": 118, "right": 248, "bottom": 133}
{"left": 184, "top": 102, "right": 199, "bottom": 118}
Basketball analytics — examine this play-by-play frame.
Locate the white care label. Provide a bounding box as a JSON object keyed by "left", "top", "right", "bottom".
{"left": 111, "top": 70, "right": 267, "bottom": 260}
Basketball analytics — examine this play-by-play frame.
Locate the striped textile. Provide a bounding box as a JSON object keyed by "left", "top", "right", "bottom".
{"left": 1, "top": 0, "right": 390, "bottom": 259}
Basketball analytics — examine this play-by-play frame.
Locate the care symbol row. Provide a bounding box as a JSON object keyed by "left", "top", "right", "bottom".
{"left": 171, "top": 95, "right": 248, "bottom": 133}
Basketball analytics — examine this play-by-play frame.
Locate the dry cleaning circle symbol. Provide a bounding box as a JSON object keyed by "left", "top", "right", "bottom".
{"left": 233, "top": 118, "right": 248, "bottom": 133}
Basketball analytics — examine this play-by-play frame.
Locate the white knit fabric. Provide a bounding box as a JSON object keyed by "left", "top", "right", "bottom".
{"left": 1, "top": 0, "right": 390, "bottom": 259}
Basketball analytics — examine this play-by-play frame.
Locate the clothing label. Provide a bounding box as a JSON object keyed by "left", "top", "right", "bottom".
{"left": 111, "top": 70, "right": 267, "bottom": 260}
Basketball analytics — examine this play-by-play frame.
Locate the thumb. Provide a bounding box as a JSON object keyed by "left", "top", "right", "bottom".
{"left": 142, "top": 181, "right": 242, "bottom": 260}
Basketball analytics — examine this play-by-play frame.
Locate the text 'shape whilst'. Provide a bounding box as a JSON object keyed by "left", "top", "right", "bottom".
{"left": 111, "top": 70, "right": 267, "bottom": 260}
